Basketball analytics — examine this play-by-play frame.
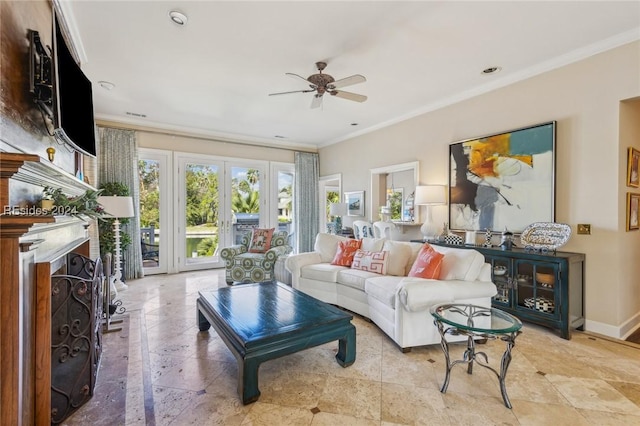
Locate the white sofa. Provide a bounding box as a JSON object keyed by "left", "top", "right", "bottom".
{"left": 285, "top": 233, "right": 497, "bottom": 350}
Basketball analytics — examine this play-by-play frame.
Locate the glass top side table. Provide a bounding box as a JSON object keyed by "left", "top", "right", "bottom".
{"left": 430, "top": 303, "right": 523, "bottom": 409}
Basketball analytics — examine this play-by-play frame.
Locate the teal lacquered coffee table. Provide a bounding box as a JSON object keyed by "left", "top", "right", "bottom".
{"left": 430, "top": 303, "right": 522, "bottom": 408}
{"left": 197, "top": 282, "right": 356, "bottom": 404}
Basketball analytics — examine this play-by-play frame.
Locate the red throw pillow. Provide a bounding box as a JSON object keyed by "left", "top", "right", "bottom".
{"left": 351, "top": 250, "right": 389, "bottom": 275}
{"left": 249, "top": 228, "right": 275, "bottom": 253}
{"left": 331, "top": 239, "right": 362, "bottom": 266}
{"left": 408, "top": 244, "right": 444, "bottom": 279}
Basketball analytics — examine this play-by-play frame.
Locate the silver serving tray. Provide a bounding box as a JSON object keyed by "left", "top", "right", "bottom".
{"left": 520, "top": 222, "right": 571, "bottom": 250}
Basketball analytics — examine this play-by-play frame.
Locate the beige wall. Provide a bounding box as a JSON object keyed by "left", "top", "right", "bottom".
{"left": 319, "top": 41, "right": 640, "bottom": 338}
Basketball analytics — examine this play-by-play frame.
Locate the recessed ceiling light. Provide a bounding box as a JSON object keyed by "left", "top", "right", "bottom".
{"left": 98, "top": 81, "right": 115, "bottom": 90}
{"left": 274, "top": 135, "right": 286, "bottom": 139}
{"left": 481, "top": 66, "right": 502, "bottom": 75}
{"left": 350, "top": 123, "right": 359, "bottom": 126}
{"left": 168, "top": 10, "right": 188, "bottom": 26}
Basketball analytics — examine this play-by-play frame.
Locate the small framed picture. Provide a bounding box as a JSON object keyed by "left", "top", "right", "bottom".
{"left": 627, "top": 147, "right": 639, "bottom": 188}
{"left": 627, "top": 192, "right": 639, "bottom": 231}
{"left": 344, "top": 191, "right": 365, "bottom": 217}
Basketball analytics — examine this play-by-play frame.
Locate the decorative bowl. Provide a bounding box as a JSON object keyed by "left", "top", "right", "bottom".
{"left": 536, "top": 272, "right": 555, "bottom": 286}
{"left": 516, "top": 274, "right": 531, "bottom": 283}
{"left": 493, "top": 266, "right": 507, "bottom": 276}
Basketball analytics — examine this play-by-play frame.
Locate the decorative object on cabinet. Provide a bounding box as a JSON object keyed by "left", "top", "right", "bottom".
{"left": 448, "top": 121, "right": 556, "bottom": 232}
{"left": 443, "top": 233, "right": 463, "bottom": 245}
{"left": 415, "top": 184, "right": 446, "bottom": 241}
{"left": 520, "top": 222, "right": 571, "bottom": 252}
{"left": 627, "top": 192, "right": 639, "bottom": 231}
{"left": 627, "top": 147, "right": 639, "bottom": 187}
{"left": 329, "top": 202, "right": 347, "bottom": 232}
{"left": 500, "top": 227, "right": 514, "bottom": 250}
{"left": 344, "top": 191, "right": 365, "bottom": 216}
{"left": 483, "top": 228, "right": 493, "bottom": 247}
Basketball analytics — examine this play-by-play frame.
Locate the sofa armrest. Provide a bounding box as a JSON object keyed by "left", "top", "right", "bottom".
{"left": 220, "top": 244, "right": 247, "bottom": 261}
{"left": 285, "top": 252, "right": 322, "bottom": 276}
{"left": 396, "top": 278, "right": 455, "bottom": 312}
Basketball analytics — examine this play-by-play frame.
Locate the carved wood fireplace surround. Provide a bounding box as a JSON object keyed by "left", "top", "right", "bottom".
{"left": 0, "top": 152, "right": 101, "bottom": 425}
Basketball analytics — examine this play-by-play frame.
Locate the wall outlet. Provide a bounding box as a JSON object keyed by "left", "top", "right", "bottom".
{"left": 577, "top": 224, "right": 591, "bottom": 235}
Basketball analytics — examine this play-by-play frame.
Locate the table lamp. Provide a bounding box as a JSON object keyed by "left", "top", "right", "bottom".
{"left": 98, "top": 196, "right": 135, "bottom": 291}
{"left": 414, "top": 185, "right": 446, "bottom": 241}
{"left": 329, "top": 202, "right": 348, "bottom": 233}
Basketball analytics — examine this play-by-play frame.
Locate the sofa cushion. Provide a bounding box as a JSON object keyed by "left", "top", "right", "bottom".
{"left": 364, "top": 275, "right": 404, "bottom": 308}
{"left": 300, "top": 263, "right": 346, "bottom": 283}
{"left": 397, "top": 277, "right": 455, "bottom": 312}
{"left": 314, "top": 233, "right": 349, "bottom": 263}
{"left": 405, "top": 242, "right": 427, "bottom": 275}
{"left": 408, "top": 244, "right": 444, "bottom": 279}
{"left": 331, "top": 239, "right": 362, "bottom": 266}
{"left": 337, "top": 268, "right": 380, "bottom": 291}
{"left": 437, "top": 247, "right": 485, "bottom": 281}
{"left": 382, "top": 240, "right": 413, "bottom": 276}
{"left": 351, "top": 250, "right": 389, "bottom": 275}
{"left": 360, "top": 237, "right": 386, "bottom": 252}
{"left": 249, "top": 228, "right": 274, "bottom": 253}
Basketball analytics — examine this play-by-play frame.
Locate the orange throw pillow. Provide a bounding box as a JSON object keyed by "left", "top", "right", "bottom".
{"left": 331, "top": 239, "right": 362, "bottom": 266}
{"left": 249, "top": 228, "right": 275, "bottom": 253}
{"left": 408, "top": 244, "right": 444, "bottom": 279}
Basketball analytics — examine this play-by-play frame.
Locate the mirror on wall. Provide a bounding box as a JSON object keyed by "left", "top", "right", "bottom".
{"left": 369, "top": 162, "right": 419, "bottom": 223}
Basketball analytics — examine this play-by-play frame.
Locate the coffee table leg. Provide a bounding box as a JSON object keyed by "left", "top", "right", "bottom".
{"left": 238, "top": 357, "right": 261, "bottom": 404}
{"left": 498, "top": 333, "right": 518, "bottom": 409}
{"left": 335, "top": 325, "right": 356, "bottom": 367}
{"left": 197, "top": 307, "right": 211, "bottom": 331}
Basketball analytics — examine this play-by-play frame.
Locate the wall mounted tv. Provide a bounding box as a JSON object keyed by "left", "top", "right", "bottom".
{"left": 29, "top": 12, "right": 97, "bottom": 158}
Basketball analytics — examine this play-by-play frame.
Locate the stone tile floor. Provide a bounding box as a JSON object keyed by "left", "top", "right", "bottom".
{"left": 65, "top": 269, "right": 640, "bottom": 425}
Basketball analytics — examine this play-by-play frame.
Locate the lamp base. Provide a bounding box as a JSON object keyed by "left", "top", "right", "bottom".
{"left": 420, "top": 221, "right": 438, "bottom": 242}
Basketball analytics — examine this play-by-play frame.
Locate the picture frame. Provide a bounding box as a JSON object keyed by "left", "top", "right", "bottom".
{"left": 627, "top": 147, "right": 639, "bottom": 188}
{"left": 344, "top": 191, "right": 365, "bottom": 217}
{"left": 449, "top": 121, "right": 556, "bottom": 233}
{"left": 627, "top": 192, "right": 639, "bottom": 231}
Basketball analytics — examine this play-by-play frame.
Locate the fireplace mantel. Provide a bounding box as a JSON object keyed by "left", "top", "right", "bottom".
{"left": 0, "top": 151, "right": 97, "bottom": 425}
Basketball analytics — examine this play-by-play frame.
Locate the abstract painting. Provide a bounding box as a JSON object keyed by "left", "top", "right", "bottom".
{"left": 449, "top": 122, "right": 556, "bottom": 233}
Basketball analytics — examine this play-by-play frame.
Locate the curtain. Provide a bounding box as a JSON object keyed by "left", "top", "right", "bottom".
{"left": 294, "top": 152, "right": 319, "bottom": 253}
{"left": 98, "top": 127, "right": 144, "bottom": 280}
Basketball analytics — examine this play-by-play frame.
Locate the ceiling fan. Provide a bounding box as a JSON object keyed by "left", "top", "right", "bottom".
{"left": 269, "top": 61, "right": 367, "bottom": 109}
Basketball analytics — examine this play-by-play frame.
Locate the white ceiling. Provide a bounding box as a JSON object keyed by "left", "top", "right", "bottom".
{"left": 59, "top": 1, "right": 640, "bottom": 149}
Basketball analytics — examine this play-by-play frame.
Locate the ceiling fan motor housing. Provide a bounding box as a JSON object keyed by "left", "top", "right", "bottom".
{"left": 307, "top": 73, "right": 335, "bottom": 95}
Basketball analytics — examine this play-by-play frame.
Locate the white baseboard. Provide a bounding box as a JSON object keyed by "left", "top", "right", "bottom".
{"left": 585, "top": 311, "right": 640, "bottom": 340}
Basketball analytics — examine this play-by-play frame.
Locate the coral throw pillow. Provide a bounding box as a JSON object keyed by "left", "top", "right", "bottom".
{"left": 408, "top": 244, "right": 444, "bottom": 279}
{"left": 351, "top": 250, "right": 388, "bottom": 275}
{"left": 249, "top": 228, "right": 275, "bottom": 253}
{"left": 331, "top": 239, "right": 362, "bottom": 266}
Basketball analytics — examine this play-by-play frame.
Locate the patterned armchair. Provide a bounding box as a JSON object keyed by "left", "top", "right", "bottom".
{"left": 220, "top": 230, "right": 291, "bottom": 284}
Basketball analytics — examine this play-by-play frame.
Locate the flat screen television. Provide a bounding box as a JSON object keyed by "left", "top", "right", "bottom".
{"left": 51, "top": 12, "right": 97, "bottom": 158}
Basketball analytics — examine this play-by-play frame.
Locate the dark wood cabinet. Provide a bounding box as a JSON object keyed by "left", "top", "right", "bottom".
{"left": 429, "top": 242, "right": 585, "bottom": 339}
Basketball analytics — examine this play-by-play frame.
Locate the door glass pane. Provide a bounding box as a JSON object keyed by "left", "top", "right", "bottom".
{"left": 138, "top": 159, "right": 160, "bottom": 268}
{"left": 231, "top": 167, "right": 260, "bottom": 244}
{"left": 277, "top": 170, "right": 293, "bottom": 236}
{"left": 185, "top": 163, "right": 219, "bottom": 263}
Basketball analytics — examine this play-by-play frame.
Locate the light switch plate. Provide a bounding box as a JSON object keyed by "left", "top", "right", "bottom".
{"left": 577, "top": 224, "right": 591, "bottom": 235}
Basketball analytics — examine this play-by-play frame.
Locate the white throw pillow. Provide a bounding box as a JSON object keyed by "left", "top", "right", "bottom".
{"left": 382, "top": 241, "right": 412, "bottom": 276}
{"left": 361, "top": 237, "right": 386, "bottom": 252}
{"left": 314, "top": 233, "right": 349, "bottom": 263}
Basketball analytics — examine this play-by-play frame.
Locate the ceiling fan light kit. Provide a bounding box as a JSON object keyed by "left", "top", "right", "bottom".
{"left": 269, "top": 61, "right": 367, "bottom": 108}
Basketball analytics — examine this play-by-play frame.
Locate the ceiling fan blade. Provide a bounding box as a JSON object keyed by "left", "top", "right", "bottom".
{"left": 310, "top": 94, "right": 323, "bottom": 109}
{"left": 268, "top": 89, "right": 315, "bottom": 96}
{"left": 286, "top": 72, "right": 314, "bottom": 86}
{"left": 328, "top": 74, "right": 366, "bottom": 89}
{"left": 332, "top": 90, "right": 367, "bottom": 103}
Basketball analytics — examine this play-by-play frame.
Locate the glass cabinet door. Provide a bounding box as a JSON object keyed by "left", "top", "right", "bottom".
{"left": 514, "top": 260, "right": 558, "bottom": 316}
{"left": 487, "top": 256, "right": 512, "bottom": 306}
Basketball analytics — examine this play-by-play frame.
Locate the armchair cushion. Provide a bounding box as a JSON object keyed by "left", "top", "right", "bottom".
{"left": 222, "top": 230, "right": 291, "bottom": 284}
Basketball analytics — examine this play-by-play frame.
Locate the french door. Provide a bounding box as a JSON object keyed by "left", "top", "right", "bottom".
{"left": 176, "top": 154, "right": 267, "bottom": 272}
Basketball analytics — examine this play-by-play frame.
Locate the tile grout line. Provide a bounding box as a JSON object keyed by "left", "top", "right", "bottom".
{"left": 139, "top": 309, "right": 156, "bottom": 426}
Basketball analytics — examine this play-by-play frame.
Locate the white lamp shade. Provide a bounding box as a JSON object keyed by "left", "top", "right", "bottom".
{"left": 329, "top": 202, "right": 348, "bottom": 216}
{"left": 98, "top": 196, "right": 135, "bottom": 218}
{"left": 414, "top": 185, "right": 446, "bottom": 205}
